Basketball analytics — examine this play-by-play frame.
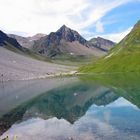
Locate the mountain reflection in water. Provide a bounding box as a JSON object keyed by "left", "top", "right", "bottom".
{"left": 0, "top": 73, "right": 140, "bottom": 140}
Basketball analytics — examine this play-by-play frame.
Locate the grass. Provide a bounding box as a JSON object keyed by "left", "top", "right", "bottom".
{"left": 79, "top": 52, "right": 140, "bottom": 73}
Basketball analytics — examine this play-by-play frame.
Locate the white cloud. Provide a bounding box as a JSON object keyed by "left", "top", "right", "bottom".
{"left": 95, "top": 21, "right": 104, "bottom": 33}
{"left": 0, "top": 0, "right": 132, "bottom": 36}
{"left": 101, "top": 27, "right": 132, "bottom": 42}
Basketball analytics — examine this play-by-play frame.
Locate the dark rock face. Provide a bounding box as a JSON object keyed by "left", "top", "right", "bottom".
{"left": 56, "top": 25, "right": 88, "bottom": 45}
{"left": 37, "top": 25, "right": 88, "bottom": 47}
{"left": 0, "top": 30, "right": 21, "bottom": 49}
{"left": 0, "top": 31, "right": 7, "bottom": 45}
{"left": 89, "top": 37, "right": 115, "bottom": 51}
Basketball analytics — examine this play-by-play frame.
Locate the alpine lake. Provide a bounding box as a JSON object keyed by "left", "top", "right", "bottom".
{"left": 0, "top": 73, "right": 140, "bottom": 140}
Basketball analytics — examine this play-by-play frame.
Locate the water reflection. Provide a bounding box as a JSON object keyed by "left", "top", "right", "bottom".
{"left": 0, "top": 78, "right": 118, "bottom": 135}
{"left": 0, "top": 77, "right": 78, "bottom": 117}
{"left": 80, "top": 73, "right": 140, "bottom": 107}
{"left": 0, "top": 73, "right": 140, "bottom": 140}
{"left": 1, "top": 97, "right": 140, "bottom": 140}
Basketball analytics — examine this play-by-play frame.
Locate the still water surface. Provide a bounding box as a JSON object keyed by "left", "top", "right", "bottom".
{"left": 0, "top": 74, "right": 140, "bottom": 140}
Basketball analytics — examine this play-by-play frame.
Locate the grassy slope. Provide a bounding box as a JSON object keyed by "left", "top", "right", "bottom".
{"left": 79, "top": 20, "right": 140, "bottom": 73}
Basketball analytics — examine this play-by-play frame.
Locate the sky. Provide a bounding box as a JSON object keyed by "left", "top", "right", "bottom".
{"left": 0, "top": 0, "right": 140, "bottom": 42}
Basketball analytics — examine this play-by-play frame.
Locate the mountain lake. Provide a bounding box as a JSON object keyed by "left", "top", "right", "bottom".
{"left": 0, "top": 73, "right": 140, "bottom": 140}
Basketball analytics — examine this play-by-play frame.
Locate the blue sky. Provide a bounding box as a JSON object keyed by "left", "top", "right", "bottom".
{"left": 0, "top": 0, "right": 140, "bottom": 42}
{"left": 84, "top": 0, "right": 140, "bottom": 42}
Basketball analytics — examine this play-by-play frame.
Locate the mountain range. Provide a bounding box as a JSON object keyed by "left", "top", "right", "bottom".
{"left": 32, "top": 25, "right": 115, "bottom": 57}
{"left": 6, "top": 25, "right": 115, "bottom": 58}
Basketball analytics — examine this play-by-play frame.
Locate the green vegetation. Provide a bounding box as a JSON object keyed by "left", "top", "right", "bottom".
{"left": 79, "top": 52, "right": 140, "bottom": 73}
{"left": 79, "top": 20, "right": 140, "bottom": 73}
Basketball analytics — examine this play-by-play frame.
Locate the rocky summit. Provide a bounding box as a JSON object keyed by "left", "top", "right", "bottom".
{"left": 55, "top": 25, "right": 88, "bottom": 46}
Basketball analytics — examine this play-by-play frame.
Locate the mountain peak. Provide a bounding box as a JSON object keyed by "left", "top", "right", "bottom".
{"left": 57, "top": 24, "right": 71, "bottom": 33}
{"left": 53, "top": 24, "right": 88, "bottom": 45}
{"left": 61, "top": 24, "right": 68, "bottom": 29}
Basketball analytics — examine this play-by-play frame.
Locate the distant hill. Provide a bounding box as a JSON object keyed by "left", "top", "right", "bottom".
{"left": 32, "top": 25, "right": 108, "bottom": 57}
{"left": 89, "top": 37, "right": 115, "bottom": 51}
{"left": 80, "top": 20, "right": 140, "bottom": 73}
{"left": 8, "top": 33, "right": 46, "bottom": 49}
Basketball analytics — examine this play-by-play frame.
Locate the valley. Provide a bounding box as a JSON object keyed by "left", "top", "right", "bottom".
{"left": 0, "top": 1, "right": 140, "bottom": 139}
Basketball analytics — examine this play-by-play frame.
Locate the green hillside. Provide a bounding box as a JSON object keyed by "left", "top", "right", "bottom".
{"left": 80, "top": 20, "right": 140, "bottom": 73}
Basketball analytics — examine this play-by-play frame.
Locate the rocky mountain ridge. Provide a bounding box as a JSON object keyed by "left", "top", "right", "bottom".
{"left": 0, "top": 30, "right": 21, "bottom": 49}
{"left": 3, "top": 25, "right": 115, "bottom": 58}
{"left": 32, "top": 25, "right": 114, "bottom": 57}
{"left": 8, "top": 33, "right": 46, "bottom": 49}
